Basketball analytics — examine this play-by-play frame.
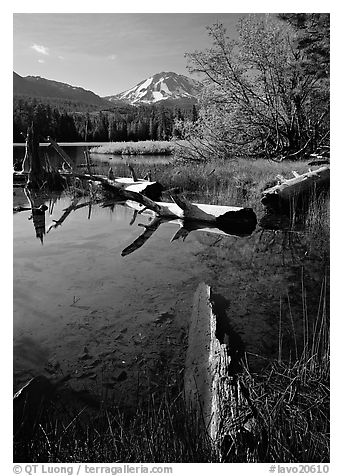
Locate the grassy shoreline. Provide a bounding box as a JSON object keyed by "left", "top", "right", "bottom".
{"left": 101, "top": 157, "right": 318, "bottom": 207}
{"left": 14, "top": 340, "right": 329, "bottom": 463}
{"left": 90, "top": 140, "right": 178, "bottom": 155}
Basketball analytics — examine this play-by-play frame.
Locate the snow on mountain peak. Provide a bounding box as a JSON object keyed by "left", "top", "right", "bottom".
{"left": 106, "top": 72, "right": 203, "bottom": 105}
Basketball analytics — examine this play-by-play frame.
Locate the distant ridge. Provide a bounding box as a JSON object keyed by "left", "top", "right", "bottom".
{"left": 13, "top": 72, "right": 111, "bottom": 107}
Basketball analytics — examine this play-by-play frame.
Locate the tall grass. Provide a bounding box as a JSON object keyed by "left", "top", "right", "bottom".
{"left": 90, "top": 141, "right": 177, "bottom": 155}
{"left": 97, "top": 158, "right": 312, "bottom": 206}
{"left": 225, "top": 274, "right": 329, "bottom": 463}
{"left": 305, "top": 191, "right": 330, "bottom": 260}
{"left": 14, "top": 385, "right": 216, "bottom": 463}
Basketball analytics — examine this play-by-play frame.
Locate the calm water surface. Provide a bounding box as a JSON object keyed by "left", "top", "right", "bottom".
{"left": 13, "top": 145, "right": 328, "bottom": 405}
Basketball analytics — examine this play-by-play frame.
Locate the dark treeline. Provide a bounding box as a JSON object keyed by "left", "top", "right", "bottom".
{"left": 13, "top": 96, "right": 198, "bottom": 143}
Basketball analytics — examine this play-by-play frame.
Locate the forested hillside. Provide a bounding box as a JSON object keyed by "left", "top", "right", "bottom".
{"left": 13, "top": 95, "right": 198, "bottom": 142}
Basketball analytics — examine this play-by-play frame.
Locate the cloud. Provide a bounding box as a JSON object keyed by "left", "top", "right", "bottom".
{"left": 38, "top": 59, "right": 45, "bottom": 64}
{"left": 31, "top": 44, "right": 49, "bottom": 56}
{"left": 58, "top": 55, "right": 65, "bottom": 60}
{"left": 108, "top": 54, "right": 117, "bottom": 61}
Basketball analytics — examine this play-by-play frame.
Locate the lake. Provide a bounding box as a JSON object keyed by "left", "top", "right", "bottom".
{"left": 13, "top": 143, "right": 171, "bottom": 171}
{"left": 13, "top": 145, "right": 329, "bottom": 408}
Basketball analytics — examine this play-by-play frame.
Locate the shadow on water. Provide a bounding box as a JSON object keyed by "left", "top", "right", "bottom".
{"left": 211, "top": 293, "right": 245, "bottom": 376}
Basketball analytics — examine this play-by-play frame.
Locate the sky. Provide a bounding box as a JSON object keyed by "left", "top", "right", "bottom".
{"left": 13, "top": 13, "right": 243, "bottom": 97}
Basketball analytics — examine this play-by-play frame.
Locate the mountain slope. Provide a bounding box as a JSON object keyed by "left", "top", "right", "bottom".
{"left": 13, "top": 72, "right": 110, "bottom": 107}
{"left": 105, "top": 71, "right": 203, "bottom": 105}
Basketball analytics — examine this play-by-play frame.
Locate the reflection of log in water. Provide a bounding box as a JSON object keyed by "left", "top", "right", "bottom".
{"left": 121, "top": 202, "right": 257, "bottom": 257}
{"left": 257, "top": 212, "right": 309, "bottom": 264}
{"left": 121, "top": 217, "right": 164, "bottom": 257}
{"left": 24, "top": 189, "right": 48, "bottom": 244}
{"left": 46, "top": 198, "right": 104, "bottom": 233}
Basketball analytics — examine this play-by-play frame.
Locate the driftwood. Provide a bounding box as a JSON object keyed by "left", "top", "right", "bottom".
{"left": 40, "top": 193, "right": 255, "bottom": 255}
{"left": 261, "top": 166, "right": 330, "bottom": 209}
{"left": 123, "top": 195, "right": 257, "bottom": 230}
{"left": 88, "top": 175, "right": 256, "bottom": 227}
{"left": 62, "top": 171, "right": 163, "bottom": 202}
{"left": 184, "top": 283, "right": 264, "bottom": 461}
{"left": 121, "top": 202, "right": 256, "bottom": 256}
{"left": 57, "top": 174, "right": 256, "bottom": 255}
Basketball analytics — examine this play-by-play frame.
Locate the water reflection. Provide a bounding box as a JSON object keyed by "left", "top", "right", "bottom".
{"left": 13, "top": 189, "right": 49, "bottom": 244}
{"left": 16, "top": 191, "right": 258, "bottom": 256}
{"left": 13, "top": 144, "right": 171, "bottom": 173}
{"left": 14, "top": 187, "right": 312, "bottom": 260}
{"left": 121, "top": 214, "right": 257, "bottom": 257}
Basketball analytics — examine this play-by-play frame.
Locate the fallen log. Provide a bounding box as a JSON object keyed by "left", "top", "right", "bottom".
{"left": 261, "top": 165, "right": 330, "bottom": 209}
{"left": 112, "top": 177, "right": 163, "bottom": 199}
{"left": 184, "top": 283, "right": 265, "bottom": 461}
{"left": 12, "top": 170, "right": 162, "bottom": 199}
{"left": 123, "top": 195, "right": 257, "bottom": 231}
{"left": 62, "top": 171, "right": 163, "bottom": 201}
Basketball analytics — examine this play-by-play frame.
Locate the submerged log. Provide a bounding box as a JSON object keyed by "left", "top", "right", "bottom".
{"left": 184, "top": 283, "right": 265, "bottom": 460}
{"left": 261, "top": 165, "right": 330, "bottom": 209}
{"left": 184, "top": 283, "right": 213, "bottom": 433}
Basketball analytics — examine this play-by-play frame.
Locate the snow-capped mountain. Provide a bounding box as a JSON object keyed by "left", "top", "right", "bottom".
{"left": 106, "top": 72, "right": 203, "bottom": 105}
